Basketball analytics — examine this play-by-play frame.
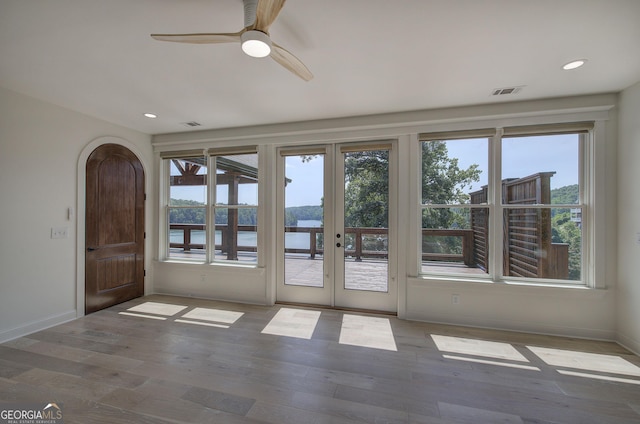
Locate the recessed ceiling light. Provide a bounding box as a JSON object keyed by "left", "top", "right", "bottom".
{"left": 562, "top": 59, "right": 587, "bottom": 70}
{"left": 144, "top": 113, "right": 157, "bottom": 119}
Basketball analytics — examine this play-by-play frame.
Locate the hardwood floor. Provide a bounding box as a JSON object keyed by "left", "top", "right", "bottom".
{"left": 1, "top": 294, "right": 639, "bottom": 423}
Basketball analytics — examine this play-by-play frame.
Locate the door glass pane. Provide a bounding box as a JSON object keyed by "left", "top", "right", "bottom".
{"left": 343, "top": 150, "right": 389, "bottom": 292}
{"left": 283, "top": 155, "right": 325, "bottom": 287}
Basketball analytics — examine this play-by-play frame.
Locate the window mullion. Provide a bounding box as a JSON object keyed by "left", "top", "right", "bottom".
{"left": 207, "top": 156, "right": 215, "bottom": 263}
{"left": 490, "top": 128, "right": 504, "bottom": 281}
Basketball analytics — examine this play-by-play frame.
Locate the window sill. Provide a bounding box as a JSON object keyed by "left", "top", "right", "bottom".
{"left": 410, "top": 275, "right": 605, "bottom": 294}
{"left": 156, "top": 259, "right": 261, "bottom": 271}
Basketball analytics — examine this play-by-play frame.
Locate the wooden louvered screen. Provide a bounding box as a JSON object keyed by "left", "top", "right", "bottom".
{"left": 469, "top": 187, "right": 489, "bottom": 272}
{"left": 469, "top": 173, "right": 569, "bottom": 279}
{"left": 502, "top": 172, "right": 556, "bottom": 278}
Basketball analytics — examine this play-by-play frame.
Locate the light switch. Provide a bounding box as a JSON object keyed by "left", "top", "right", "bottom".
{"left": 51, "top": 227, "right": 69, "bottom": 239}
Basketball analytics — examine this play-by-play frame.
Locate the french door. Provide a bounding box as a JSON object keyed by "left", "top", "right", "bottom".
{"left": 276, "top": 142, "right": 397, "bottom": 312}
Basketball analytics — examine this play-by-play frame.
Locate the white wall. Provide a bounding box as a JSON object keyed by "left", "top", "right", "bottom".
{"left": 152, "top": 93, "right": 619, "bottom": 341}
{"left": 0, "top": 86, "right": 153, "bottom": 342}
{"left": 0, "top": 86, "right": 626, "bottom": 344}
{"left": 617, "top": 81, "right": 640, "bottom": 354}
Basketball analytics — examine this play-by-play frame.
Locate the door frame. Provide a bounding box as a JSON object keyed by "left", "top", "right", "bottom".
{"left": 76, "top": 136, "right": 150, "bottom": 317}
{"left": 275, "top": 140, "right": 398, "bottom": 312}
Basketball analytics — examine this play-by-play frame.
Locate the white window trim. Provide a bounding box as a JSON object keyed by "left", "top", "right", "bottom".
{"left": 159, "top": 149, "right": 261, "bottom": 267}
{"left": 417, "top": 123, "right": 597, "bottom": 288}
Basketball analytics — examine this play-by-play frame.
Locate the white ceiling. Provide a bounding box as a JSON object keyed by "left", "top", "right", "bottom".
{"left": 1, "top": 0, "right": 639, "bottom": 135}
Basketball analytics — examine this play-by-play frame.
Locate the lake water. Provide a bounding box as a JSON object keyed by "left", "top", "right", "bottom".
{"left": 170, "top": 219, "right": 323, "bottom": 249}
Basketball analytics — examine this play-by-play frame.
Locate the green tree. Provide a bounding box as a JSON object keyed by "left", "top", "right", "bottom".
{"left": 284, "top": 210, "right": 298, "bottom": 226}
{"left": 285, "top": 205, "right": 323, "bottom": 221}
{"left": 550, "top": 184, "right": 579, "bottom": 205}
{"left": 344, "top": 150, "right": 390, "bottom": 228}
{"left": 340, "top": 143, "right": 481, "bottom": 229}
{"left": 552, "top": 210, "right": 581, "bottom": 280}
{"left": 421, "top": 141, "right": 481, "bottom": 229}
{"left": 169, "top": 199, "right": 205, "bottom": 224}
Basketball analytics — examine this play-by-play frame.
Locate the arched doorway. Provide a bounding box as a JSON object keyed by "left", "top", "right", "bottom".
{"left": 85, "top": 143, "right": 145, "bottom": 314}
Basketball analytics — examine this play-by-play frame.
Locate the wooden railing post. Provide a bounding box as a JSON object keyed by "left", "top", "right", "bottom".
{"left": 310, "top": 229, "right": 317, "bottom": 259}
{"left": 354, "top": 229, "right": 363, "bottom": 262}
{"left": 183, "top": 227, "right": 191, "bottom": 251}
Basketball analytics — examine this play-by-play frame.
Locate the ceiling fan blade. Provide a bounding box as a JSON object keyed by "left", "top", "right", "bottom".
{"left": 151, "top": 32, "right": 242, "bottom": 44}
{"left": 253, "top": 0, "right": 286, "bottom": 32}
{"left": 271, "top": 42, "right": 313, "bottom": 81}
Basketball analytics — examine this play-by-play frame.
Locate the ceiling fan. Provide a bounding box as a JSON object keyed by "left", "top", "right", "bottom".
{"left": 151, "top": 0, "right": 313, "bottom": 81}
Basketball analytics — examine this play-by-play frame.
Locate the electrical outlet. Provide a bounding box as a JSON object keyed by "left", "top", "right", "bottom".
{"left": 200, "top": 274, "right": 207, "bottom": 283}
{"left": 452, "top": 294, "right": 460, "bottom": 305}
{"left": 51, "top": 227, "right": 69, "bottom": 239}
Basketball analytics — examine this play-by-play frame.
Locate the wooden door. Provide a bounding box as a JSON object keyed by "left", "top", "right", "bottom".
{"left": 85, "top": 144, "right": 145, "bottom": 314}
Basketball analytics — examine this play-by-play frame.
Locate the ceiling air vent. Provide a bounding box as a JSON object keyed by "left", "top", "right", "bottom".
{"left": 181, "top": 121, "right": 202, "bottom": 128}
{"left": 491, "top": 86, "right": 524, "bottom": 96}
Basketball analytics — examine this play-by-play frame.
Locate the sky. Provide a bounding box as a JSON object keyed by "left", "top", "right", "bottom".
{"left": 284, "top": 155, "right": 324, "bottom": 207}
{"left": 446, "top": 133, "right": 579, "bottom": 194}
{"left": 171, "top": 134, "right": 579, "bottom": 206}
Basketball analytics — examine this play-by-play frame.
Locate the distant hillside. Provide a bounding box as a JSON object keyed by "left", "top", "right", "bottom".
{"left": 551, "top": 184, "right": 579, "bottom": 204}
{"left": 169, "top": 199, "right": 322, "bottom": 226}
{"left": 285, "top": 205, "right": 323, "bottom": 221}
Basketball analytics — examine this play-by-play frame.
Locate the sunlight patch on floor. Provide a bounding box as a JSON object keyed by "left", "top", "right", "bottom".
{"left": 119, "top": 303, "right": 244, "bottom": 329}
{"left": 339, "top": 314, "right": 397, "bottom": 351}
{"left": 261, "top": 308, "right": 321, "bottom": 339}
{"left": 124, "top": 302, "right": 188, "bottom": 316}
{"left": 175, "top": 319, "right": 229, "bottom": 328}
{"left": 432, "top": 335, "right": 529, "bottom": 362}
{"left": 175, "top": 307, "right": 244, "bottom": 328}
{"left": 118, "top": 312, "right": 167, "bottom": 320}
{"left": 182, "top": 307, "right": 244, "bottom": 324}
{"left": 528, "top": 346, "right": 640, "bottom": 381}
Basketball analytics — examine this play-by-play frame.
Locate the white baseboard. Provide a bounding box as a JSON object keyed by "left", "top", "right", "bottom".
{"left": 617, "top": 332, "right": 640, "bottom": 356}
{"left": 0, "top": 310, "right": 77, "bottom": 344}
{"left": 405, "top": 311, "right": 616, "bottom": 342}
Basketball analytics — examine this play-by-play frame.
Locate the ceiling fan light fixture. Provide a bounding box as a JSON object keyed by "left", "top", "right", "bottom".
{"left": 241, "top": 30, "right": 272, "bottom": 58}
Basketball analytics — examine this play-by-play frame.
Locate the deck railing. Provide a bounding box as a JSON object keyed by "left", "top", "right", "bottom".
{"left": 169, "top": 224, "right": 475, "bottom": 265}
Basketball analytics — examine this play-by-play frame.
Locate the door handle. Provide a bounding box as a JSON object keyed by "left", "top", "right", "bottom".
{"left": 336, "top": 242, "right": 342, "bottom": 248}
{"left": 87, "top": 247, "right": 97, "bottom": 252}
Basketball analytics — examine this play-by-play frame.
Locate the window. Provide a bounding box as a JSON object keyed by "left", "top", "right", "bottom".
{"left": 501, "top": 130, "right": 583, "bottom": 281}
{"left": 420, "top": 131, "right": 492, "bottom": 276}
{"left": 161, "top": 148, "right": 259, "bottom": 265}
{"left": 420, "top": 123, "right": 590, "bottom": 284}
{"left": 165, "top": 153, "right": 207, "bottom": 260}
{"left": 212, "top": 152, "right": 259, "bottom": 263}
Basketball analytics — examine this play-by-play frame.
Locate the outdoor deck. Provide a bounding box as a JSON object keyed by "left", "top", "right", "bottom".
{"left": 169, "top": 249, "right": 485, "bottom": 292}
{"left": 284, "top": 255, "right": 486, "bottom": 292}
